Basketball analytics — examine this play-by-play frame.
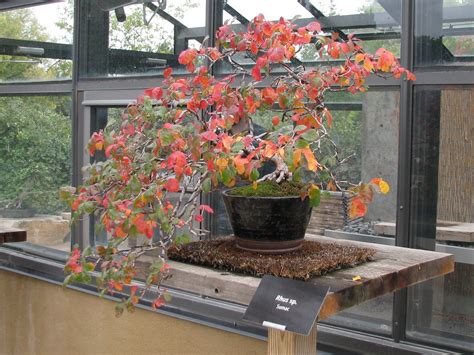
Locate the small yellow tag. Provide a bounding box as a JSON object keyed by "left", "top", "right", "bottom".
{"left": 352, "top": 275, "right": 362, "bottom": 281}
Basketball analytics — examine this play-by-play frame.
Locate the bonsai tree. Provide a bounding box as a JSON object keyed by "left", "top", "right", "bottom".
{"left": 61, "top": 15, "right": 414, "bottom": 313}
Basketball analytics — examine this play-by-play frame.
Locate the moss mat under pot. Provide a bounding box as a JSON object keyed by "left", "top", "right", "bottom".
{"left": 167, "top": 238, "right": 375, "bottom": 281}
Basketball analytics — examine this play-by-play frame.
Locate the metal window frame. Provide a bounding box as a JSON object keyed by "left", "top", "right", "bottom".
{"left": 0, "top": 0, "right": 473, "bottom": 353}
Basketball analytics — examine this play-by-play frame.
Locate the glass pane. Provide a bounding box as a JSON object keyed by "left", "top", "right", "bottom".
{"left": 407, "top": 86, "right": 474, "bottom": 352}
{"left": 0, "top": 2, "right": 73, "bottom": 82}
{"left": 89, "top": 106, "right": 200, "bottom": 247}
{"left": 211, "top": 89, "right": 399, "bottom": 335}
{"left": 220, "top": 0, "right": 401, "bottom": 70}
{"left": 226, "top": 0, "right": 310, "bottom": 22}
{"left": 415, "top": 0, "right": 474, "bottom": 67}
{"left": 79, "top": 0, "right": 205, "bottom": 78}
{"left": 0, "top": 95, "right": 72, "bottom": 251}
{"left": 319, "top": 89, "right": 399, "bottom": 335}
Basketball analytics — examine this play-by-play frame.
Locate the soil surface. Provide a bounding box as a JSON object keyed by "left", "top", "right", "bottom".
{"left": 227, "top": 180, "right": 303, "bottom": 197}
{"left": 168, "top": 237, "right": 375, "bottom": 280}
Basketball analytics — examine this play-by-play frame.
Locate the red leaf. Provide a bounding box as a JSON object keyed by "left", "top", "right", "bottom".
{"left": 202, "top": 130, "right": 218, "bottom": 141}
{"left": 256, "top": 56, "right": 267, "bottom": 69}
{"left": 251, "top": 65, "right": 262, "bottom": 81}
{"left": 152, "top": 297, "right": 165, "bottom": 309}
{"left": 178, "top": 48, "right": 197, "bottom": 65}
{"left": 163, "top": 67, "right": 173, "bottom": 78}
{"left": 152, "top": 87, "right": 163, "bottom": 100}
{"left": 199, "top": 205, "right": 214, "bottom": 214}
{"left": 306, "top": 21, "right": 321, "bottom": 33}
{"left": 144, "top": 87, "right": 163, "bottom": 100}
{"left": 164, "top": 178, "right": 180, "bottom": 192}
{"left": 267, "top": 47, "right": 285, "bottom": 62}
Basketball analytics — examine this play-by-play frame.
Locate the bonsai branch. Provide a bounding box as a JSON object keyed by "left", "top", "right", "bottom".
{"left": 258, "top": 154, "right": 291, "bottom": 183}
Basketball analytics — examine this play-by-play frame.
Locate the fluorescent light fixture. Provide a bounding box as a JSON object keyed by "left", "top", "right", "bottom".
{"left": 15, "top": 46, "right": 45, "bottom": 56}
{"left": 145, "top": 58, "right": 167, "bottom": 67}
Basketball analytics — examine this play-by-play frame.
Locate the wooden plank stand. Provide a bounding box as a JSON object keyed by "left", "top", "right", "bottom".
{"left": 161, "top": 235, "right": 454, "bottom": 355}
{"left": 268, "top": 326, "right": 317, "bottom": 355}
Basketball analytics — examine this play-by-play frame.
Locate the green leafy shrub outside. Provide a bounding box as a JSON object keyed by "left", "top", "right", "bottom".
{"left": 0, "top": 97, "right": 71, "bottom": 214}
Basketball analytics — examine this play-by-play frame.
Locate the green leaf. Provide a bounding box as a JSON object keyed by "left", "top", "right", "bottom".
{"left": 250, "top": 168, "right": 260, "bottom": 182}
{"left": 301, "top": 129, "right": 318, "bottom": 141}
{"left": 159, "top": 129, "right": 174, "bottom": 146}
{"left": 82, "top": 201, "right": 95, "bottom": 214}
{"left": 309, "top": 187, "right": 321, "bottom": 207}
{"left": 174, "top": 234, "right": 191, "bottom": 245}
{"left": 231, "top": 141, "right": 245, "bottom": 153}
{"left": 222, "top": 167, "right": 235, "bottom": 185}
{"left": 129, "top": 175, "right": 141, "bottom": 194}
{"left": 202, "top": 177, "right": 212, "bottom": 193}
{"left": 293, "top": 167, "right": 303, "bottom": 183}
{"left": 294, "top": 125, "right": 307, "bottom": 132}
{"left": 295, "top": 139, "right": 309, "bottom": 148}
{"left": 163, "top": 292, "right": 172, "bottom": 302}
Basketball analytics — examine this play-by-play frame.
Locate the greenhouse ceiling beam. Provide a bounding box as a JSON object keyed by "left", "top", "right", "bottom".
{"left": 100, "top": 1, "right": 186, "bottom": 29}
{"left": 296, "top": 0, "right": 348, "bottom": 40}
{"left": 144, "top": 2, "right": 186, "bottom": 29}
{"left": 0, "top": 0, "right": 62, "bottom": 11}
{"left": 223, "top": 4, "right": 249, "bottom": 25}
{"left": 377, "top": 0, "right": 402, "bottom": 24}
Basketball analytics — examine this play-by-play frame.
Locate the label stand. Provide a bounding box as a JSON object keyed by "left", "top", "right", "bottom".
{"left": 267, "top": 325, "right": 317, "bottom": 355}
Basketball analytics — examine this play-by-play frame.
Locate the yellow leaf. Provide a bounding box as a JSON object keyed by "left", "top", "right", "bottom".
{"left": 215, "top": 157, "right": 228, "bottom": 172}
{"left": 379, "top": 180, "right": 390, "bottom": 194}
{"left": 363, "top": 57, "right": 374, "bottom": 71}
{"left": 352, "top": 275, "right": 361, "bottom": 281}
{"left": 355, "top": 53, "right": 365, "bottom": 63}
{"left": 252, "top": 181, "right": 258, "bottom": 190}
{"left": 370, "top": 178, "right": 390, "bottom": 194}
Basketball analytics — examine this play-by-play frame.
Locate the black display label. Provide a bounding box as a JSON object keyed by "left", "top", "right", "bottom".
{"left": 242, "top": 275, "right": 330, "bottom": 335}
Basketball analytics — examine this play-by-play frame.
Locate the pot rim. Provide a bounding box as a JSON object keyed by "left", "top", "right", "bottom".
{"left": 222, "top": 188, "right": 306, "bottom": 200}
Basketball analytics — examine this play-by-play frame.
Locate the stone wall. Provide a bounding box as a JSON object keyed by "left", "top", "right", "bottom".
{"left": 361, "top": 91, "right": 400, "bottom": 223}
{"left": 0, "top": 214, "right": 70, "bottom": 250}
{"left": 307, "top": 192, "right": 356, "bottom": 234}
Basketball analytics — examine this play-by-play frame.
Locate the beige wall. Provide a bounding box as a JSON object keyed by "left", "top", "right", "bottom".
{"left": 0, "top": 270, "right": 265, "bottom": 355}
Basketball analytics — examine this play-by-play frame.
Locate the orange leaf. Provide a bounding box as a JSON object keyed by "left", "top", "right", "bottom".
{"left": 233, "top": 156, "right": 247, "bottom": 175}
{"left": 363, "top": 57, "right": 374, "bottom": 71}
{"left": 301, "top": 148, "right": 318, "bottom": 171}
{"left": 349, "top": 198, "right": 368, "bottom": 219}
{"left": 293, "top": 149, "right": 302, "bottom": 167}
{"left": 355, "top": 53, "right": 365, "bottom": 63}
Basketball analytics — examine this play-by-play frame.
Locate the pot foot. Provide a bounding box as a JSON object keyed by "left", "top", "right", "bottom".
{"left": 234, "top": 237, "right": 304, "bottom": 254}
